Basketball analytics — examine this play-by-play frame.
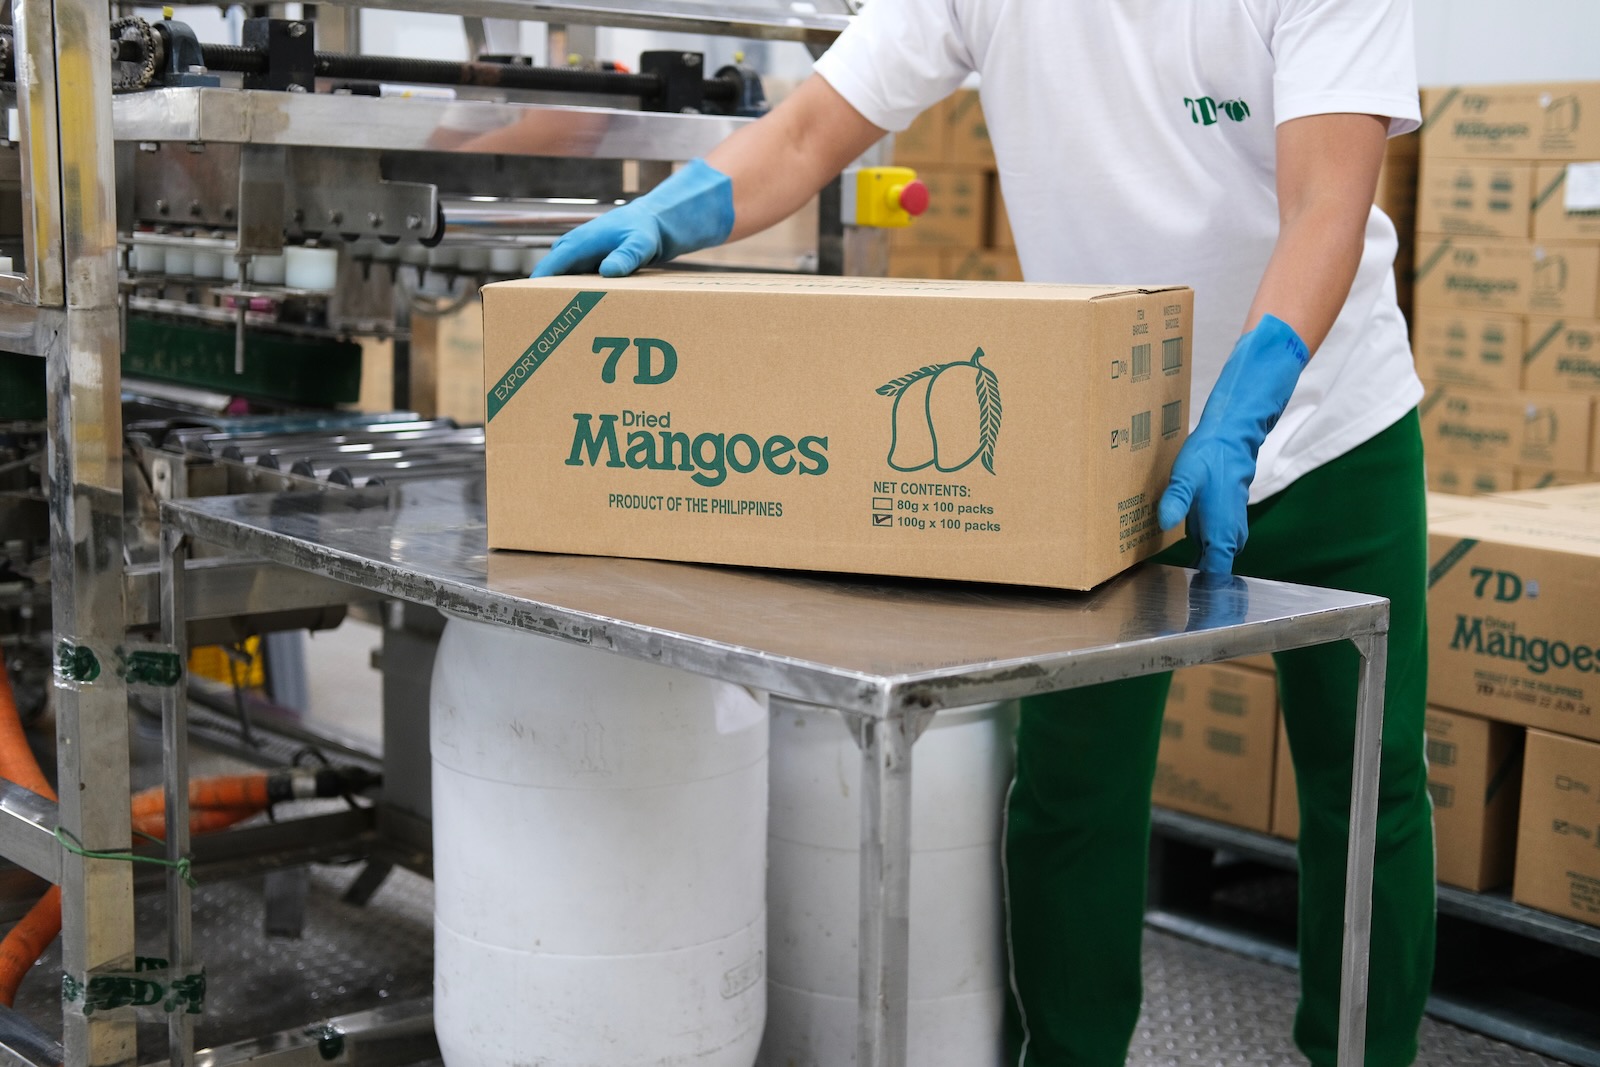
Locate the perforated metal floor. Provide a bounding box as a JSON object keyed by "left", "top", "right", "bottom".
{"left": 9, "top": 862, "right": 1567, "bottom": 1065}
{"left": 3, "top": 663, "right": 1571, "bottom": 1064}
{"left": 1134, "top": 930, "right": 1563, "bottom": 1066}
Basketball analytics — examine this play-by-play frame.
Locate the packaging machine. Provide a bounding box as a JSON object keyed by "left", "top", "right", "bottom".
{"left": 0, "top": 1, "right": 858, "bottom": 1061}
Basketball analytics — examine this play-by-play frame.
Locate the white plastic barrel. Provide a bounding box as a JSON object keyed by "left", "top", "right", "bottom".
{"left": 759, "top": 697, "right": 1017, "bottom": 1067}
{"left": 430, "top": 618, "right": 769, "bottom": 1067}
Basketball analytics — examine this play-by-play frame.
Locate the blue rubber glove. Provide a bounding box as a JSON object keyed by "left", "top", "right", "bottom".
{"left": 1157, "top": 314, "right": 1309, "bottom": 574}
{"left": 532, "top": 158, "right": 735, "bottom": 278}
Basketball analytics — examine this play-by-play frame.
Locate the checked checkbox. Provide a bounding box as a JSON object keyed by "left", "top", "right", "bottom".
{"left": 872, "top": 513, "right": 894, "bottom": 527}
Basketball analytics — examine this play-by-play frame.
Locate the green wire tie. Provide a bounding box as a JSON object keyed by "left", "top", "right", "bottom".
{"left": 55, "top": 827, "right": 196, "bottom": 889}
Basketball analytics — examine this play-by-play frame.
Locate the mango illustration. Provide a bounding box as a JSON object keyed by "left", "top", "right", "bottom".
{"left": 886, "top": 373, "right": 937, "bottom": 470}
{"left": 878, "top": 348, "right": 1002, "bottom": 474}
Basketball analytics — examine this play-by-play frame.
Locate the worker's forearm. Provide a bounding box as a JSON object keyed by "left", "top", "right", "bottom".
{"left": 1244, "top": 198, "right": 1368, "bottom": 356}
{"left": 706, "top": 76, "right": 886, "bottom": 242}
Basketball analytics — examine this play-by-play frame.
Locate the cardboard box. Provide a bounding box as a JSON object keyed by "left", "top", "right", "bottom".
{"left": 942, "top": 249, "right": 1023, "bottom": 282}
{"left": 1427, "top": 708, "right": 1524, "bottom": 890}
{"left": 1514, "top": 730, "right": 1600, "bottom": 926}
{"left": 1153, "top": 663, "right": 1279, "bottom": 833}
{"left": 1514, "top": 467, "right": 1600, "bottom": 491}
{"left": 1524, "top": 317, "right": 1600, "bottom": 394}
{"left": 1428, "top": 490, "right": 1487, "bottom": 524}
{"left": 1267, "top": 708, "right": 1524, "bottom": 885}
{"left": 943, "top": 89, "right": 993, "bottom": 168}
{"left": 1378, "top": 131, "right": 1421, "bottom": 227}
{"left": 481, "top": 274, "right": 1192, "bottom": 590}
{"left": 1426, "top": 502, "right": 1600, "bottom": 740}
{"left": 891, "top": 97, "right": 947, "bottom": 167}
{"left": 1493, "top": 481, "right": 1600, "bottom": 509}
{"left": 1271, "top": 722, "right": 1298, "bottom": 840}
{"left": 1533, "top": 163, "right": 1600, "bottom": 242}
{"left": 1421, "top": 82, "right": 1600, "bottom": 161}
{"left": 1419, "top": 385, "right": 1594, "bottom": 471}
{"left": 886, "top": 249, "right": 944, "bottom": 280}
{"left": 1381, "top": 132, "right": 1420, "bottom": 323}
{"left": 989, "top": 174, "right": 1014, "bottom": 251}
{"left": 890, "top": 167, "right": 987, "bottom": 250}
{"left": 1410, "top": 308, "right": 1523, "bottom": 391}
{"left": 1412, "top": 237, "right": 1600, "bottom": 318}
{"left": 1416, "top": 159, "right": 1533, "bottom": 238}
{"left": 1427, "top": 458, "right": 1517, "bottom": 496}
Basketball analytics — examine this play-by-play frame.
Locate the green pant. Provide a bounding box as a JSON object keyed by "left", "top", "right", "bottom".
{"left": 1003, "top": 410, "right": 1435, "bottom": 1066}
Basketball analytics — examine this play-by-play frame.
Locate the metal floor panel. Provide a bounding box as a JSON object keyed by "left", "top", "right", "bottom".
{"left": 10, "top": 855, "right": 436, "bottom": 1061}
{"left": 4, "top": 729, "right": 1572, "bottom": 1064}
{"left": 1134, "top": 929, "right": 1567, "bottom": 1067}
{"left": 7, "top": 871, "right": 1572, "bottom": 1065}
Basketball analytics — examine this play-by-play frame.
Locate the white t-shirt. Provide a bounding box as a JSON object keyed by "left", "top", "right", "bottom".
{"left": 814, "top": 0, "right": 1423, "bottom": 502}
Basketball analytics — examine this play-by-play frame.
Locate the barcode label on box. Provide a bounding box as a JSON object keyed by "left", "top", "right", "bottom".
{"left": 1163, "top": 337, "right": 1184, "bottom": 374}
{"left": 1206, "top": 691, "right": 1246, "bottom": 717}
{"left": 1427, "top": 781, "right": 1456, "bottom": 810}
{"left": 1131, "top": 411, "right": 1151, "bottom": 451}
{"left": 1132, "top": 343, "right": 1151, "bottom": 382}
{"left": 1426, "top": 738, "right": 1457, "bottom": 768}
{"left": 1205, "top": 729, "right": 1244, "bottom": 756}
{"left": 1162, "top": 400, "right": 1182, "bottom": 439}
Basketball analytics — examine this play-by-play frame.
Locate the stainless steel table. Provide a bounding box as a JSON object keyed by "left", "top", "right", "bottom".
{"left": 158, "top": 477, "right": 1390, "bottom": 1067}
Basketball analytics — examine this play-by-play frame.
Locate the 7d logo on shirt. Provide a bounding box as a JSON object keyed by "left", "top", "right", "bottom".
{"left": 1184, "top": 96, "right": 1250, "bottom": 125}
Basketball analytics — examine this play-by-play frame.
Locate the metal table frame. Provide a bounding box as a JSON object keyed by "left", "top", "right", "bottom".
{"left": 156, "top": 482, "right": 1390, "bottom": 1067}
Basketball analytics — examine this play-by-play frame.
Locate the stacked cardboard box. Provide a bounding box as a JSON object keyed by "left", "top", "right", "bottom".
{"left": 889, "top": 91, "right": 1020, "bottom": 281}
{"left": 1268, "top": 705, "right": 1521, "bottom": 893}
{"left": 1423, "top": 492, "right": 1600, "bottom": 923}
{"left": 1379, "top": 132, "right": 1420, "bottom": 324}
{"left": 1416, "top": 83, "right": 1600, "bottom": 496}
{"left": 1153, "top": 662, "right": 1280, "bottom": 833}
{"left": 1157, "top": 486, "right": 1600, "bottom": 921}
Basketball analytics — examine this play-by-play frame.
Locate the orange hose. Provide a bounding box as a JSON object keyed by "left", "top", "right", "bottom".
{"left": 132, "top": 804, "right": 264, "bottom": 841}
{"left": 130, "top": 775, "right": 271, "bottom": 822}
{"left": 0, "top": 663, "right": 53, "bottom": 803}
{"left": 0, "top": 887, "right": 58, "bottom": 1006}
{"left": 0, "top": 663, "right": 273, "bottom": 1004}
{"left": 0, "top": 660, "right": 58, "bottom": 1007}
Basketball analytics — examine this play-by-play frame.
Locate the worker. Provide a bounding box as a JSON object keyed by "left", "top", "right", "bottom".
{"left": 536, "top": 1, "right": 1434, "bottom": 1063}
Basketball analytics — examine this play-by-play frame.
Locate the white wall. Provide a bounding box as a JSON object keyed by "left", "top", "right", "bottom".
{"left": 1414, "top": 0, "right": 1600, "bottom": 85}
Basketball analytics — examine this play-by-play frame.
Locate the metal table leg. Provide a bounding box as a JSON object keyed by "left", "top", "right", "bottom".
{"left": 855, "top": 714, "right": 917, "bottom": 1067}
{"left": 1336, "top": 629, "right": 1389, "bottom": 1067}
{"left": 161, "top": 530, "right": 196, "bottom": 1067}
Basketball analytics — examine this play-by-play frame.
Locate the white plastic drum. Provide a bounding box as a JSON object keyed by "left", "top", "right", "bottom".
{"left": 760, "top": 697, "right": 1017, "bottom": 1067}
{"left": 430, "top": 618, "right": 769, "bottom": 1067}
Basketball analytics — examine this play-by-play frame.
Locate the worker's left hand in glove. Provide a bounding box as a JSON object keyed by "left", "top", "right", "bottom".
{"left": 1157, "top": 315, "right": 1309, "bottom": 574}
{"left": 532, "top": 158, "right": 734, "bottom": 278}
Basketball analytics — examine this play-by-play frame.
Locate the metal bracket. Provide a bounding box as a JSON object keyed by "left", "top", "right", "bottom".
{"left": 639, "top": 51, "right": 705, "bottom": 114}
{"left": 286, "top": 151, "right": 439, "bottom": 245}
{"left": 240, "top": 18, "right": 313, "bottom": 93}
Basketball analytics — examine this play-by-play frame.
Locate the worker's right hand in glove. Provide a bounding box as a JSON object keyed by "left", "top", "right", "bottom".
{"left": 1157, "top": 314, "right": 1309, "bottom": 574}
{"left": 532, "top": 158, "right": 734, "bottom": 278}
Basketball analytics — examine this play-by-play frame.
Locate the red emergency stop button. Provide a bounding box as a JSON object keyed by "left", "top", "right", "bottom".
{"left": 895, "top": 180, "right": 930, "bottom": 217}
{"left": 842, "top": 166, "right": 925, "bottom": 227}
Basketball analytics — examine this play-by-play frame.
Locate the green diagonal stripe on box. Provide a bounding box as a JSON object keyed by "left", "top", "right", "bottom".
{"left": 1525, "top": 319, "right": 1565, "bottom": 366}
{"left": 487, "top": 291, "right": 605, "bottom": 422}
{"left": 1428, "top": 538, "right": 1479, "bottom": 589}
{"left": 1413, "top": 237, "right": 1453, "bottom": 283}
{"left": 1421, "top": 87, "right": 1460, "bottom": 132}
{"left": 1533, "top": 169, "right": 1567, "bottom": 212}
